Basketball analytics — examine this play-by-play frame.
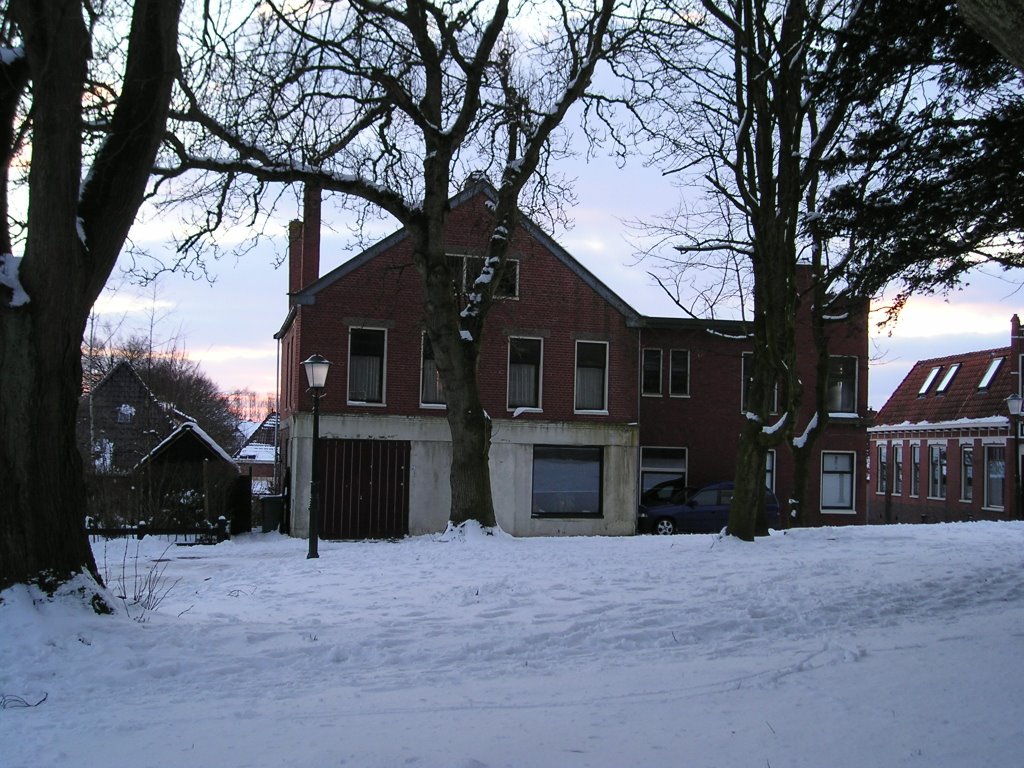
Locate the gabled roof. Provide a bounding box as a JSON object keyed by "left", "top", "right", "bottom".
{"left": 234, "top": 412, "right": 279, "bottom": 464}
{"left": 134, "top": 421, "right": 238, "bottom": 471}
{"left": 874, "top": 346, "right": 1014, "bottom": 427}
{"left": 277, "top": 180, "right": 641, "bottom": 337}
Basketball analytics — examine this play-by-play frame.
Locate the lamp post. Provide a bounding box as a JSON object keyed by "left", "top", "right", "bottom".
{"left": 1006, "top": 393, "right": 1022, "bottom": 519}
{"left": 302, "top": 354, "right": 331, "bottom": 559}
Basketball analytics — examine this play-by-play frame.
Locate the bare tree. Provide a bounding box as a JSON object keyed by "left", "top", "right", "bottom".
{"left": 159, "top": 0, "right": 675, "bottom": 528}
{"left": 0, "top": 1, "right": 180, "bottom": 591}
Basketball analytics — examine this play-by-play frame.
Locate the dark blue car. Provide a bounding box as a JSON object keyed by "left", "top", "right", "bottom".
{"left": 637, "top": 481, "right": 780, "bottom": 535}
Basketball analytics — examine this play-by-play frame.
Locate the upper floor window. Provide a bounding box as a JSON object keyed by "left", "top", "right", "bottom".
{"left": 508, "top": 337, "right": 542, "bottom": 410}
{"left": 448, "top": 254, "right": 519, "bottom": 298}
{"left": 642, "top": 349, "right": 662, "bottom": 396}
{"left": 936, "top": 363, "right": 960, "bottom": 394}
{"left": 575, "top": 341, "right": 608, "bottom": 413}
{"left": 741, "top": 352, "right": 778, "bottom": 413}
{"left": 827, "top": 356, "right": 858, "bottom": 414}
{"left": 348, "top": 327, "right": 386, "bottom": 404}
{"left": 979, "top": 357, "right": 1003, "bottom": 390}
{"left": 918, "top": 366, "right": 942, "bottom": 395}
{"left": 420, "top": 334, "right": 444, "bottom": 407}
{"left": 116, "top": 403, "right": 136, "bottom": 424}
{"left": 670, "top": 350, "right": 690, "bottom": 397}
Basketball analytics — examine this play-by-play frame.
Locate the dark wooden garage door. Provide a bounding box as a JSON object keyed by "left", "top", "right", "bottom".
{"left": 317, "top": 439, "right": 410, "bottom": 540}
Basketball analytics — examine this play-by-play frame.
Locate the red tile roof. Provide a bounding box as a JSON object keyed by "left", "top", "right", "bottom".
{"left": 875, "top": 346, "right": 1014, "bottom": 426}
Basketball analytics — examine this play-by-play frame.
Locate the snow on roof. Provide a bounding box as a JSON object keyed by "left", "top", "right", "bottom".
{"left": 134, "top": 421, "right": 237, "bottom": 470}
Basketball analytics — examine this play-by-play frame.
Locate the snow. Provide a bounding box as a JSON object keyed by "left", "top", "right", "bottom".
{"left": 0, "top": 252, "right": 29, "bottom": 306}
{"left": 3, "top": 523, "right": 1024, "bottom": 767}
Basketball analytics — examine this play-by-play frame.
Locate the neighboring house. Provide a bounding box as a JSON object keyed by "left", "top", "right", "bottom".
{"left": 77, "top": 361, "right": 174, "bottom": 473}
{"left": 77, "top": 361, "right": 242, "bottom": 526}
{"left": 869, "top": 315, "right": 1022, "bottom": 523}
{"left": 275, "top": 182, "right": 869, "bottom": 539}
{"left": 234, "top": 412, "right": 280, "bottom": 494}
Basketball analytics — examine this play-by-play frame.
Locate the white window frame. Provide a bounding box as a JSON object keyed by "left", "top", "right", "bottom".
{"left": 910, "top": 443, "right": 921, "bottom": 497}
{"left": 928, "top": 443, "right": 948, "bottom": 500}
{"left": 641, "top": 348, "right": 663, "bottom": 397}
{"left": 347, "top": 326, "right": 387, "bottom": 406}
{"left": 821, "top": 451, "right": 856, "bottom": 514}
{"left": 979, "top": 357, "right": 1003, "bottom": 390}
{"left": 876, "top": 443, "right": 888, "bottom": 494}
{"left": 670, "top": 349, "right": 690, "bottom": 398}
{"left": 919, "top": 366, "right": 942, "bottom": 395}
{"left": 827, "top": 356, "right": 859, "bottom": 415}
{"left": 960, "top": 445, "right": 974, "bottom": 502}
{"left": 507, "top": 336, "right": 543, "bottom": 412}
{"left": 574, "top": 340, "right": 609, "bottom": 414}
{"left": 984, "top": 444, "right": 1006, "bottom": 510}
{"left": 893, "top": 444, "right": 903, "bottom": 496}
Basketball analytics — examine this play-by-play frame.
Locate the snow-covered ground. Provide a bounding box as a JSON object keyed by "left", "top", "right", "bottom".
{"left": 2, "top": 522, "right": 1023, "bottom": 767}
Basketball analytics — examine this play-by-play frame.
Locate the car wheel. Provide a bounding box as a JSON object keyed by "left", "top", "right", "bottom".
{"left": 654, "top": 518, "right": 675, "bottom": 535}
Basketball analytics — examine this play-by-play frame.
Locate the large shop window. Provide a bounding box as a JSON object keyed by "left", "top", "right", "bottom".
{"left": 349, "top": 328, "right": 386, "bottom": 404}
{"left": 532, "top": 445, "right": 603, "bottom": 517}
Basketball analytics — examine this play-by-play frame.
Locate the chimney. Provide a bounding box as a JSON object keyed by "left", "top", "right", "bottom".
{"left": 287, "top": 184, "right": 323, "bottom": 295}
{"left": 301, "top": 184, "right": 321, "bottom": 290}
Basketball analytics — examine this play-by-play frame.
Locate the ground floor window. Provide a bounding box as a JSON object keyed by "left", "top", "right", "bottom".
{"left": 821, "top": 451, "right": 855, "bottom": 513}
{"left": 531, "top": 445, "right": 603, "bottom": 517}
{"left": 961, "top": 446, "right": 974, "bottom": 502}
{"left": 765, "top": 449, "right": 776, "bottom": 493}
{"left": 929, "top": 444, "right": 947, "bottom": 499}
{"left": 639, "top": 447, "right": 687, "bottom": 504}
{"left": 910, "top": 444, "right": 920, "bottom": 496}
{"left": 985, "top": 446, "right": 1005, "bottom": 509}
{"left": 876, "top": 443, "right": 888, "bottom": 494}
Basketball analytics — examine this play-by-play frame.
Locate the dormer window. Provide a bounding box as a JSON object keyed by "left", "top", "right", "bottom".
{"left": 979, "top": 357, "right": 1003, "bottom": 390}
{"left": 918, "top": 366, "right": 942, "bottom": 396}
{"left": 936, "top": 363, "right": 960, "bottom": 394}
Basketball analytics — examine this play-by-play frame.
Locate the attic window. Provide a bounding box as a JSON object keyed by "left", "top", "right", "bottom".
{"left": 918, "top": 366, "right": 942, "bottom": 396}
{"left": 116, "top": 403, "right": 136, "bottom": 424}
{"left": 979, "top": 357, "right": 1004, "bottom": 390}
{"left": 936, "top": 363, "right": 961, "bottom": 394}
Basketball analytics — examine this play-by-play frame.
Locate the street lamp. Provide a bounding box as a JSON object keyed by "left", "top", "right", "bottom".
{"left": 1006, "top": 393, "right": 1022, "bottom": 519}
{"left": 302, "top": 354, "right": 331, "bottom": 558}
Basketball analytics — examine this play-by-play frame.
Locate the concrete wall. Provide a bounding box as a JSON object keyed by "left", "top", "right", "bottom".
{"left": 287, "top": 412, "right": 638, "bottom": 538}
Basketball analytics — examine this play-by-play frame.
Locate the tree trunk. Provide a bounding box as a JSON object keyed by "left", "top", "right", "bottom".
{"left": 0, "top": 0, "right": 180, "bottom": 591}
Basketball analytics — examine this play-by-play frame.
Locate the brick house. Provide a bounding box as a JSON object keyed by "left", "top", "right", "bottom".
{"left": 275, "top": 182, "right": 869, "bottom": 538}
{"left": 868, "top": 315, "right": 1022, "bottom": 524}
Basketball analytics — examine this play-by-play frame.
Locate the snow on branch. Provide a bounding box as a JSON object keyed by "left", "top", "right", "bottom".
{"left": 0, "top": 253, "right": 30, "bottom": 307}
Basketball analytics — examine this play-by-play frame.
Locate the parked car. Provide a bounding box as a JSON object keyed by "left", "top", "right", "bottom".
{"left": 639, "top": 478, "right": 693, "bottom": 508}
{"left": 637, "top": 481, "right": 780, "bottom": 535}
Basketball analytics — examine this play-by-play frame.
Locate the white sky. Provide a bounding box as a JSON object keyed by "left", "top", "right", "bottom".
{"left": 107, "top": 152, "right": 1022, "bottom": 411}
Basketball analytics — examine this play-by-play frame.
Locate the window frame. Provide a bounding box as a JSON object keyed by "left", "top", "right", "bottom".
{"left": 827, "top": 356, "right": 859, "bottom": 415}
{"left": 639, "top": 446, "right": 688, "bottom": 500}
{"left": 928, "top": 444, "right": 948, "bottom": 500}
{"left": 821, "top": 451, "right": 856, "bottom": 514}
{"left": 910, "top": 443, "right": 921, "bottom": 497}
{"left": 669, "top": 349, "right": 690, "bottom": 398}
{"left": 347, "top": 326, "right": 387, "bottom": 405}
{"left": 984, "top": 445, "right": 1006, "bottom": 510}
{"left": 574, "top": 340, "right": 609, "bottom": 414}
{"left": 641, "top": 348, "right": 663, "bottom": 397}
{"left": 893, "top": 444, "right": 903, "bottom": 496}
{"left": 960, "top": 445, "right": 974, "bottom": 502}
{"left": 507, "top": 336, "right": 543, "bottom": 412}
{"left": 876, "top": 443, "right": 888, "bottom": 494}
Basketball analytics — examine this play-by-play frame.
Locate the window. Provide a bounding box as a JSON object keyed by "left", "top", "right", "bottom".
{"left": 979, "top": 357, "right": 1004, "bottom": 390}
{"left": 670, "top": 350, "right": 690, "bottom": 397}
{"left": 936, "top": 363, "right": 960, "bottom": 394}
{"left": 929, "top": 444, "right": 947, "bottom": 499}
{"left": 575, "top": 341, "right": 608, "bottom": 412}
{"left": 893, "top": 444, "right": 903, "bottom": 495}
{"left": 116, "top": 403, "right": 136, "bottom": 424}
{"left": 961, "top": 446, "right": 974, "bottom": 502}
{"left": 827, "top": 357, "right": 858, "bottom": 414}
{"left": 449, "top": 254, "right": 519, "bottom": 298}
{"left": 821, "top": 452, "right": 856, "bottom": 512}
{"left": 642, "top": 349, "right": 662, "bottom": 396}
{"left": 532, "top": 445, "right": 603, "bottom": 517}
{"left": 741, "top": 352, "right": 778, "bottom": 413}
{"left": 876, "top": 444, "right": 888, "bottom": 494}
{"left": 910, "top": 444, "right": 921, "bottom": 497}
{"left": 765, "top": 449, "right": 776, "bottom": 493}
{"left": 348, "top": 327, "right": 386, "bottom": 404}
{"left": 640, "top": 447, "right": 687, "bottom": 499}
{"left": 420, "top": 334, "right": 444, "bottom": 406}
{"left": 918, "top": 366, "right": 942, "bottom": 395}
{"left": 508, "top": 337, "right": 542, "bottom": 410}
{"left": 985, "top": 446, "right": 1005, "bottom": 509}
